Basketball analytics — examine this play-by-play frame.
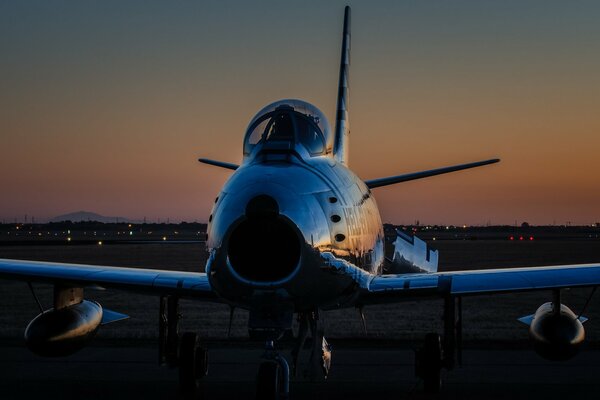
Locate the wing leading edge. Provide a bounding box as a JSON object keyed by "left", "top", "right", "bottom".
{"left": 0, "top": 258, "right": 216, "bottom": 300}
{"left": 362, "top": 263, "right": 600, "bottom": 304}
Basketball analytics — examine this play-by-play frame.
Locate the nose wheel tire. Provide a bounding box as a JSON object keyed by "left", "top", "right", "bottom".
{"left": 256, "top": 361, "right": 282, "bottom": 400}
{"left": 179, "top": 332, "right": 208, "bottom": 397}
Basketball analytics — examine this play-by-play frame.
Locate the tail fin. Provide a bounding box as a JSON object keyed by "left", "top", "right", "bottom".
{"left": 333, "top": 6, "right": 351, "bottom": 165}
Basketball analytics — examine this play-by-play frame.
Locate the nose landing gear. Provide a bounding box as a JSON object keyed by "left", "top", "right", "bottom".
{"left": 256, "top": 340, "right": 290, "bottom": 400}
{"left": 249, "top": 304, "right": 294, "bottom": 399}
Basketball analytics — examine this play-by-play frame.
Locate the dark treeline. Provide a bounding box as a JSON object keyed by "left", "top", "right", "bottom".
{"left": 0, "top": 221, "right": 208, "bottom": 243}
{"left": 0, "top": 221, "right": 207, "bottom": 230}
{"left": 0, "top": 221, "right": 598, "bottom": 243}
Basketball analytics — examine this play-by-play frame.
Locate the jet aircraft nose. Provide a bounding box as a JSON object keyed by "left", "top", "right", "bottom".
{"left": 206, "top": 162, "right": 333, "bottom": 294}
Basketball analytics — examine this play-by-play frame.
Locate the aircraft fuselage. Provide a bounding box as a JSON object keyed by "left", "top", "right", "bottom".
{"left": 206, "top": 152, "right": 385, "bottom": 312}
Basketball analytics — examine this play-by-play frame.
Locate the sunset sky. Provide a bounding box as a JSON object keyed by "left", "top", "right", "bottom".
{"left": 1, "top": 1, "right": 599, "bottom": 225}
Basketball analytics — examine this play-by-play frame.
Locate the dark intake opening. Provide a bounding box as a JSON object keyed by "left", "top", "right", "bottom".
{"left": 228, "top": 197, "right": 301, "bottom": 282}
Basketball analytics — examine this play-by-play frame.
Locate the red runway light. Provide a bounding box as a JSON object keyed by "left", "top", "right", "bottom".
{"left": 509, "top": 236, "right": 514, "bottom": 240}
{"left": 529, "top": 236, "right": 534, "bottom": 241}
{"left": 519, "top": 236, "right": 524, "bottom": 241}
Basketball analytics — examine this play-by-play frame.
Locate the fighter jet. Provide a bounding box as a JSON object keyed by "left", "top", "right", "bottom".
{"left": 1, "top": 6, "right": 599, "bottom": 398}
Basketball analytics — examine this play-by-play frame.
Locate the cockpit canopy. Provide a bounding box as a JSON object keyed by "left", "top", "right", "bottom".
{"left": 243, "top": 99, "right": 331, "bottom": 157}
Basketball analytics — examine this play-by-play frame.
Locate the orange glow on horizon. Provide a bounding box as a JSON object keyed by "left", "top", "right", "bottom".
{"left": 1, "top": 2, "right": 599, "bottom": 225}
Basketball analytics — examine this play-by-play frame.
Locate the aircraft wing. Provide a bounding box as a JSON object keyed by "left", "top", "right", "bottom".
{"left": 0, "top": 258, "right": 216, "bottom": 300}
{"left": 362, "top": 263, "right": 600, "bottom": 304}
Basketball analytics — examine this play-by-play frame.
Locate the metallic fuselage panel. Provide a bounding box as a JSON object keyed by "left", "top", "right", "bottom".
{"left": 206, "top": 153, "right": 384, "bottom": 312}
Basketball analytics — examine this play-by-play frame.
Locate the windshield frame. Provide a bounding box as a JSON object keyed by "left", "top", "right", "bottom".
{"left": 243, "top": 109, "right": 327, "bottom": 156}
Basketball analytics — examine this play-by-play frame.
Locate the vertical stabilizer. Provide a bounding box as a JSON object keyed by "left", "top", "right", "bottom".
{"left": 333, "top": 6, "right": 351, "bottom": 165}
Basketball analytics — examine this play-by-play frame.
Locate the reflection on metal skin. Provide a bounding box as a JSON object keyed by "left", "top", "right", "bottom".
{"left": 25, "top": 300, "right": 103, "bottom": 357}
{"left": 203, "top": 97, "right": 387, "bottom": 324}
{"left": 390, "top": 230, "right": 439, "bottom": 274}
{"left": 528, "top": 302, "right": 585, "bottom": 361}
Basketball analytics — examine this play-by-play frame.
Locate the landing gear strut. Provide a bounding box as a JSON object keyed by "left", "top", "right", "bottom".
{"left": 256, "top": 340, "right": 290, "bottom": 400}
{"left": 159, "top": 296, "right": 208, "bottom": 397}
{"left": 159, "top": 295, "right": 180, "bottom": 367}
{"left": 415, "top": 332, "right": 443, "bottom": 393}
{"left": 179, "top": 332, "right": 208, "bottom": 395}
{"left": 415, "top": 295, "right": 462, "bottom": 393}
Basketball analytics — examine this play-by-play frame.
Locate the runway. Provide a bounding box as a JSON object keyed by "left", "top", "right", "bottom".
{"left": 1, "top": 340, "right": 599, "bottom": 399}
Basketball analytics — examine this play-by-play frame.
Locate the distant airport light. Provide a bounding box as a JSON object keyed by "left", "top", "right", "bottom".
{"left": 129, "top": 231, "right": 133, "bottom": 236}
{"left": 67, "top": 237, "right": 71, "bottom": 242}
{"left": 162, "top": 236, "right": 167, "bottom": 241}
{"left": 98, "top": 241, "right": 103, "bottom": 246}
{"left": 509, "top": 236, "right": 514, "bottom": 241}
{"left": 519, "top": 236, "right": 524, "bottom": 241}
{"left": 529, "top": 236, "right": 534, "bottom": 241}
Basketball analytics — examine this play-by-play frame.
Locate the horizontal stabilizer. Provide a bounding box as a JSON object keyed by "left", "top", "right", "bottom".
{"left": 365, "top": 158, "right": 499, "bottom": 189}
{"left": 101, "top": 309, "right": 130, "bottom": 325}
{"left": 198, "top": 158, "right": 239, "bottom": 170}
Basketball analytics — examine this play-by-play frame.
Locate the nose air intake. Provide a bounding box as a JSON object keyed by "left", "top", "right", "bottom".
{"left": 227, "top": 195, "right": 301, "bottom": 283}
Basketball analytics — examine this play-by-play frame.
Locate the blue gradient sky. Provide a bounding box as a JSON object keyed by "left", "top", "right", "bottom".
{"left": 1, "top": 1, "right": 599, "bottom": 224}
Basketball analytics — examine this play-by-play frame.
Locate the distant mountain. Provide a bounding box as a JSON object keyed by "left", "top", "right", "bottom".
{"left": 50, "top": 211, "right": 130, "bottom": 223}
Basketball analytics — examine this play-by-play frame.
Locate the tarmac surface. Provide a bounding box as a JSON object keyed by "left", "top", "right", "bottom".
{"left": 2, "top": 237, "right": 600, "bottom": 399}
{"left": 1, "top": 340, "right": 600, "bottom": 400}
